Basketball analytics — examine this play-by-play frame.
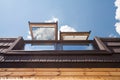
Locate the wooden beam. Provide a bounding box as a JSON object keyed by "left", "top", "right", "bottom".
{"left": 101, "top": 37, "right": 120, "bottom": 42}
{"left": 24, "top": 40, "right": 93, "bottom": 44}
{"left": 0, "top": 68, "right": 120, "bottom": 77}
{"left": 6, "top": 50, "right": 108, "bottom": 55}
{"left": 0, "top": 68, "right": 120, "bottom": 72}
{"left": 0, "top": 76, "right": 120, "bottom": 80}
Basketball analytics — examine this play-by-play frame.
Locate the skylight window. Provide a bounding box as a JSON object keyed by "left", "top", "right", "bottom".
{"left": 24, "top": 44, "right": 55, "bottom": 51}
{"left": 32, "top": 27, "right": 55, "bottom": 40}
{"left": 63, "top": 36, "right": 88, "bottom": 40}
{"left": 29, "top": 22, "right": 58, "bottom": 40}
{"left": 60, "top": 31, "right": 91, "bottom": 40}
{"left": 63, "top": 43, "right": 94, "bottom": 50}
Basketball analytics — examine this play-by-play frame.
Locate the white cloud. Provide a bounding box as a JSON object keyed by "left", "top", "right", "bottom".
{"left": 58, "top": 31, "right": 60, "bottom": 40}
{"left": 115, "top": 8, "right": 120, "bottom": 20}
{"left": 60, "top": 25, "right": 77, "bottom": 32}
{"left": 27, "top": 31, "right": 32, "bottom": 40}
{"left": 115, "top": 22, "right": 120, "bottom": 35}
{"left": 115, "top": 0, "right": 120, "bottom": 7}
{"left": 33, "top": 28, "right": 55, "bottom": 40}
{"left": 27, "top": 35, "right": 32, "bottom": 39}
{"left": 45, "top": 17, "right": 59, "bottom": 22}
{"left": 115, "top": 0, "right": 120, "bottom": 35}
{"left": 50, "top": 17, "right": 76, "bottom": 32}
{"left": 57, "top": 25, "right": 76, "bottom": 40}
{"left": 27, "top": 28, "right": 55, "bottom": 40}
{"left": 109, "top": 33, "right": 117, "bottom": 38}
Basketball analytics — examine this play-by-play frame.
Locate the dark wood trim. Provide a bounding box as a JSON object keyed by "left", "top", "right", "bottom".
{"left": 101, "top": 38, "right": 120, "bottom": 42}
{"left": 0, "top": 62, "right": 120, "bottom": 68}
{"left": 0, "top": 46, "right": 9, "bottom": 48}
{"left": 55, "top": 21, "right": 58, "bottom": 40}
{"left": 94, "top": 37, "right": 111, "bottom": 53}
{"left": 86, "top": 31, "right": 91, "bottom": 40}
{"left": 106, "top": 42, "right": 120, "bottom": 47}
{"left": 0, "top": 40, "right": 15, "bottom": 42}
{"left": 6, "top": 37, "right": 24, "bottom": 52}
{"left": 24, "top": 40, "right": 93, "bottom": 44}
{"left": 0, "top": 38, "right": 16, "bottom": 40}
{"left": 7, "top": 50, "right": 109, "bottom": 55}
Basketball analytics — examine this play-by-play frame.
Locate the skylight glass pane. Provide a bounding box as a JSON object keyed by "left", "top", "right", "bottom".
{"left": 63, "top": 44, "right": 94, "bottom": 50}
{"left": 63, "top": 36, "right": 88, "bottom": 40}
{"left": 32, "top": 27, "right": 55, "bottom": 40}
{"left": 24, "top": 44, "right": 55, "bottom": 51}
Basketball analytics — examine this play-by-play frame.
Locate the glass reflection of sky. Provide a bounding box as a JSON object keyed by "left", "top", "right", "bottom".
{"left": 24, "top": 43, "right": 94, "bottom": 51}
{"left": 25, "top": 44, "right": 55, "bottom": 51}
{"left": 32, "top": 27, "right": 55, "bottom": 40}
{"left": 63, "top": 44, "right": 94, "bottom": 50}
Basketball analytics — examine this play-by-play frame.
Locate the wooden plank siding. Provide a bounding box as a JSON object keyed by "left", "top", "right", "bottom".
{"left": 0, "top": 68, "right": 120, "bottom": 80}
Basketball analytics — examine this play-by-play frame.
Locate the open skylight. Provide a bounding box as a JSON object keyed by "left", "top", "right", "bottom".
{"left": 60, "top": 31, "right": 91, "bottom": 40}
{"left": 29, "top": 22, "right": 58, "bottom": 40}
{"left": 32, "top": 27, "right": 55, "bottom": 40}
{"left": 63, "top": 36, "right": 88, "bottom": 40}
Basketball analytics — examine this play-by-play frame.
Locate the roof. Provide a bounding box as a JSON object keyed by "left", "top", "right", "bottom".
{"left": 0, "top": 36, "right": 120, "bottom": 68}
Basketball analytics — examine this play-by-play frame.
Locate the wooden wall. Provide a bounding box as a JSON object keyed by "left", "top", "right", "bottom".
{"left": 0, "top": 68, "right": 120, "bottom": 80}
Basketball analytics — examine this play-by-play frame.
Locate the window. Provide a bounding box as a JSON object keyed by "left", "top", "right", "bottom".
{"left": 24, "top": 44, "right": 55, "bottom": 51}
{"left": 63, "top": 43, "right": 94, "bottom": 50}
{"left": 62, "top": 36, "right": 88, "bottom": 40}
{"left": 29, "top": 22, "right": 58, "bottom": 40}
{"left": 22, "top": 43, "right": 94, "bottom": 51}
{"left": 32, "top": 27, "right": 55, "bottom": 40}
{"left": 60, "top": 31, "right": 91, "bottom": 40}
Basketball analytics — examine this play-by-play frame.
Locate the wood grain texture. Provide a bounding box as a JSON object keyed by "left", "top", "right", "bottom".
{"left": 0, "top": 68, "right": 120, "bottom": 80}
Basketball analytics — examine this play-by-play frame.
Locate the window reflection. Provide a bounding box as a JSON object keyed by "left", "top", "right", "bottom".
{"left": 24, "top": 43, "right": 94, "bottom": 51}
{"left": 24, "top": 44, "right": 55, "bottom": 51}
{"left": 63, "top": 44, "right": 94, "bottom": 50}
{"left": 32, "top": 27, "right": 55, "bottom": 40}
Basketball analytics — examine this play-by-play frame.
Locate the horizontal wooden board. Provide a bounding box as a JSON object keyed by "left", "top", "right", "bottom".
{"left": 0, "top": 68, "right": 120, "bottom": 80}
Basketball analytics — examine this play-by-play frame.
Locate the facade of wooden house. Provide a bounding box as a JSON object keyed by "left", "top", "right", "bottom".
{"left": 0, "top": 22, "right": 120, "bottom": 80}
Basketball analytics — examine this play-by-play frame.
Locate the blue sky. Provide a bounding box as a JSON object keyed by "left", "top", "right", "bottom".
{"left": 0, "top": 0, "right": 119, "bottom": 39}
